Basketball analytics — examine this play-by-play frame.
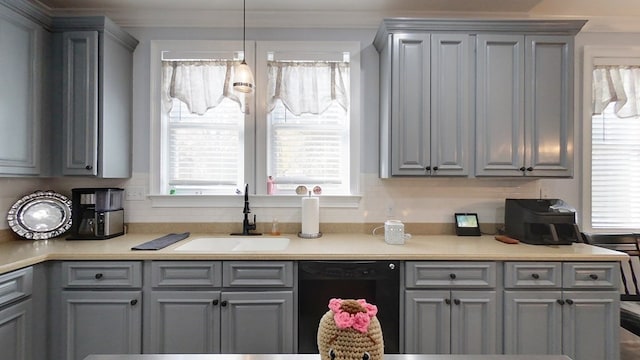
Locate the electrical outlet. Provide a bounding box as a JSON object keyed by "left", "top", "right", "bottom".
{"left": 125, "top": 186, "right": 145, "bottom": 201}
{"left": 386, "top": 203, "right": 395, "bottom": 218}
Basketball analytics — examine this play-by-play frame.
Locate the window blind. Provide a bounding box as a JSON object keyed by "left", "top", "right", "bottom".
{"left": 591, "top": 103, "right": 640, "bottom": 229}
{"left": 268, "top": 101, "right": 349, "bottom": 194}
{"left": 167, "top": 97, "right": 244, "bottom": 194}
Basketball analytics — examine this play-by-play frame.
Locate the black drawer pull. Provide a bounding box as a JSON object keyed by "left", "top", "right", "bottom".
{"left": 531, "top": 273, "right": 540, "bottom": 279}
{"left": 130, "top": 299, "right": 138, "bottom": 306}
{"left": 85, "top": 165, "right": 93, "bottom": 170}
{"left": 449, "top": 273, "right": 457, "bottom": 280}
{"left": 589, "top": 274, "right": 599, "bottom": 280}
{"left": 95, "top": 273, "right": 103, "bottom": 279}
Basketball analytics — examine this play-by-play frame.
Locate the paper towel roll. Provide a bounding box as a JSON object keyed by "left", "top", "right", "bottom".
{"left": 301, "top": 196, "right": 319, "bottom": 235}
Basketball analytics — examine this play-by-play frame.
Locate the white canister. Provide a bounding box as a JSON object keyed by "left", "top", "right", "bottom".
{"left": 384, "top": 220, "right": 410, "bottom": 245}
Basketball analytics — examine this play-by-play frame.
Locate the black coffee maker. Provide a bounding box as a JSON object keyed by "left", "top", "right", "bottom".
{"left": 68, "top": 188, "right": 125, "bottom": 240}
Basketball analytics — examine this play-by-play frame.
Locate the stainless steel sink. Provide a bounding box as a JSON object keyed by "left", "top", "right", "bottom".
{"left": 173, "top": 237, "right": 290, "bottom": 252}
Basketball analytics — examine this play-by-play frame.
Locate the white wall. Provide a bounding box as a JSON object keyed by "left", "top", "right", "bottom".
{"left": 3, "top": 27, "right": 638, "bottom": 231}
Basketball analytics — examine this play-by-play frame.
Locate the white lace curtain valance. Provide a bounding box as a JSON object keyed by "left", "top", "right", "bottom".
{"left": 161, "top": 60, "right": 248, "bottom": 115}
{"left": 266, "top": 61, "right": 349, "bottom": 116}
{"left": 592, "top": 65, "right": 640, "bottom": 118}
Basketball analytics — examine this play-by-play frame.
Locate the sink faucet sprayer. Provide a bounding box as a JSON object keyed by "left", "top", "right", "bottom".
{"left": 230, "top": 184, "right": 261, "bottom": 236}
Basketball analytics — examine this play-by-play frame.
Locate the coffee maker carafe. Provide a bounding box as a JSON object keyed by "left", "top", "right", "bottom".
{"left": 68, "top": 188, "right": 125, "bottom": 240}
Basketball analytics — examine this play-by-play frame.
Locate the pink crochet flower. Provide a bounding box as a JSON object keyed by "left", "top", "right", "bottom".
{"left": 328, "top": 298, "right": 378, "bottom": 333}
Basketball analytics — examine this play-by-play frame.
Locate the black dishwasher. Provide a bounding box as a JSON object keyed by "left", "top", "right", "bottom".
{"left": 297, "top": 260, "right": 400, "bottom": 354}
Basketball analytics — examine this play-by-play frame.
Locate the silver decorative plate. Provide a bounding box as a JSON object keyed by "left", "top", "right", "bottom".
{"left": 6, "top": 190, "right": 72, "bottom": 240}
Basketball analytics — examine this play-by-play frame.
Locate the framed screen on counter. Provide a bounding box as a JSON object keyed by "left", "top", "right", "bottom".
{"left": 454, "top": 213, "right": 481, "bottom": 236}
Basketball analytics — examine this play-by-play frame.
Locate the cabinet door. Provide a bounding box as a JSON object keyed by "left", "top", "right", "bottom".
{"left": 561, "top": 291, "right": 619, "bottom": 360}
{"left": 148, "top": 291, "right": 221, "bottom": 354}
{"left": 61, "top": 291, "right": 141, "bottom": 360}
{"left": 220, "top": 291, "right": 294, "bottom": 354}
{"left": 450, "top": 290, "right": 498, "bottom": 354}
{"left": 475, "top": 34, "right": 525, "bottom": 176}
{"left": 404, "top": 290, "right": 450, "bottom": 354}
{"left": 430, "top": 34, "right": 472, "bottom": 176}
{"left": 61, "top": 31, "right": 99, "bottom": 176}
{"left": 391, "top": 33, "right": 431, "bottom": 176}
{"left": 503, "top": 290, "right": 562, "bottom": 355}
{"left": 0, "top": 299, "right": 31, "bottom": 360}
{"left": 524, "top": 35, "right": 573, "bottom": 177}
{"left": 0, "top": 6, "right": 43, "bottom": 176}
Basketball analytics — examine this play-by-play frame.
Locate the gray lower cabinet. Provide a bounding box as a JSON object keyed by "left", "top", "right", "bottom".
{"left": 60, "top": 291, "right": 142, "bottom": 360}
{"left": 0, "top": 2, "right": 48, "bottom": 176}
{"left": 404, "top": 261, "right": 499, "bottom": 354}
{"left": 52, "top": 16, "right": 138, "bottom": 178}
{"left": 475, "top": 32, "right": 579, "bottom": 177}
{"left": 503, "top": 262, "right": 620, "bottom": 360}
{"left": 54, "top": 261, "right": 143, "bottom": 360}
{"left": 145, "top": 261, "right": 294, "bottom": 354}
{"left": 0, "top": 267, "right": 34, "bottom": 360}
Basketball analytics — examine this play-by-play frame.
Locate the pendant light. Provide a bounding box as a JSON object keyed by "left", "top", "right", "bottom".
{"left": 233, "top": 0, "right": 254, "bottom": 93}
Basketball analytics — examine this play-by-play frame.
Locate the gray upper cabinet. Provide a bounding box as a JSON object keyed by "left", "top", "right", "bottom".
{"left": 0, "top": 2, "right": 48, "bottom": 176}
{"left": 52, "top": 16, "right": 138, "bottom": 178}
{"left": 475, "top": 24, "right": 583, "bottom": 177}
{"left": 375, "top": 21, "right": 472, "bottom": 177}
{"left": 375, "top": 19, "right": 586, "bottom": 179}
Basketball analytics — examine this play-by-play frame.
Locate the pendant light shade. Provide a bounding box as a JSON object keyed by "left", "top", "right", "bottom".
{"left": 233, "top": 0, "right": 254, "bottom": 93}
{"left": 234, "top": 60, "right": 254, "bottom": 93}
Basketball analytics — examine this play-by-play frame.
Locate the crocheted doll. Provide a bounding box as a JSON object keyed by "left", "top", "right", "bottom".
{"left": 317, "top": 298, "right": 384, "bottom": 360}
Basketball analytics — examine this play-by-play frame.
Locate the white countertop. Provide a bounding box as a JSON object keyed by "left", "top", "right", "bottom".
{"left": 0, "top": 233, "right": 627, "bottom": 275}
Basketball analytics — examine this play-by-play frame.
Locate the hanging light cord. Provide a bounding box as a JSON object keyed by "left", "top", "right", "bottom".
{"left": 242, "top": 0, "right": 247, "bottom": 63}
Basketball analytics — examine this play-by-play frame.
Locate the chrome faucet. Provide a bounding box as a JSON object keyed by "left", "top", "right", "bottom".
{"left": 231, "top": 184, "right": 261, "bottom": 236}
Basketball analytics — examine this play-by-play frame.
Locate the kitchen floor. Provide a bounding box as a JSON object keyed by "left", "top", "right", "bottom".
{"left": 621, "top": 327, "right": 640, "bottom": 360}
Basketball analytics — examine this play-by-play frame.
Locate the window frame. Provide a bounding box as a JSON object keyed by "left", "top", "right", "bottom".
{"left": 148, "top": 40, "right": 361, "bottom": 208}
{"left": 255, "top": 41, "right": 361, "bottom": 196}
{"left": 581, "top": 46, "right": 640, "bottom": 233}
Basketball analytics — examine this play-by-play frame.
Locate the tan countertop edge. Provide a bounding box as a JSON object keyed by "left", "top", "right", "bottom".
{"left": 0, "top": 233, "right": 628, "bottom": 275}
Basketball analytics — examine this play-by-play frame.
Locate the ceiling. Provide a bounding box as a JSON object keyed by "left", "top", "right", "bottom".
{"left": 29, "top": 0, "right": 640, "bottom": 31}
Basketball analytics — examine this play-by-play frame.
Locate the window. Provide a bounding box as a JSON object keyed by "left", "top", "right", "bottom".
{"left": 584, "top": 47, "right": 640, "bottom": 232}
{"left": 591, "top": 104, "right": 640, "bottom": 229}
{"left": 150, "top": 40, "right": 360, "bottom": 204}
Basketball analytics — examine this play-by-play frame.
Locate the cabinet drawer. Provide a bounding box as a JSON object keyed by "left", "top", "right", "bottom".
{"left": 0, "top": 267, "right": 32, "bottom": 307}
{"left": 151, "top": 261, "right": 222, "bottom": 288}
{"left": 223, "top": 261, "right": 294, "bottom": 287}
{"left": 62, "top": 261, "right": 142, "bottom": 288}
{"left": 563, "top": 262, "right": 619, "bottom": 289}
{"left": 504, "top": 262, "right": 561, "bottom": 288}
{"left": 405, "top": 261, "right": 496, "bottom": 288}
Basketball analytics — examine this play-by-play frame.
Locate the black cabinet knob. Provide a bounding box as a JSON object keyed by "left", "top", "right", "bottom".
{"left": 433, "top": 166, "right": 439, "bottom": 171}
{"left": 221, "top": 300, "right": 228, "bottom": 307}
{"left": 531, "top": 273, "right": 540, "bottom": 279}
{"left": 212, "top": 299, "right": 219, "bottom": 306}
{"left": 425, "top": 166, "right": 431, "bottom": 171}
{"left": 566, "top": 299, "right": 574, "bottom": 305}
{"left": 449, "top": 273, "right": 457, "bottom": 280}
{"left": 85, "top": 165, "right": 93, "bottom": 170}
{"left": 526, "top": 167, "right": 533, "bottom": 172}
{"left": 94, "top": 273, "right": 103, "bottom": 279}
{"left": 453, "top": 299, "right": 461, "bottom": 305}
{"left": 589, "top": 274, "right": 599, "bottom": 280}
{"left": 130, "top": 299, "right": 138, "bottom": 306}
{"left": 557, "top": 299, "right": 565, "bottom": 305}
{"left": 445, "top": 298, "right": 451, "bottom": 305}
{"left": 519, "top": 167, "right": 526, "bottom": 172}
